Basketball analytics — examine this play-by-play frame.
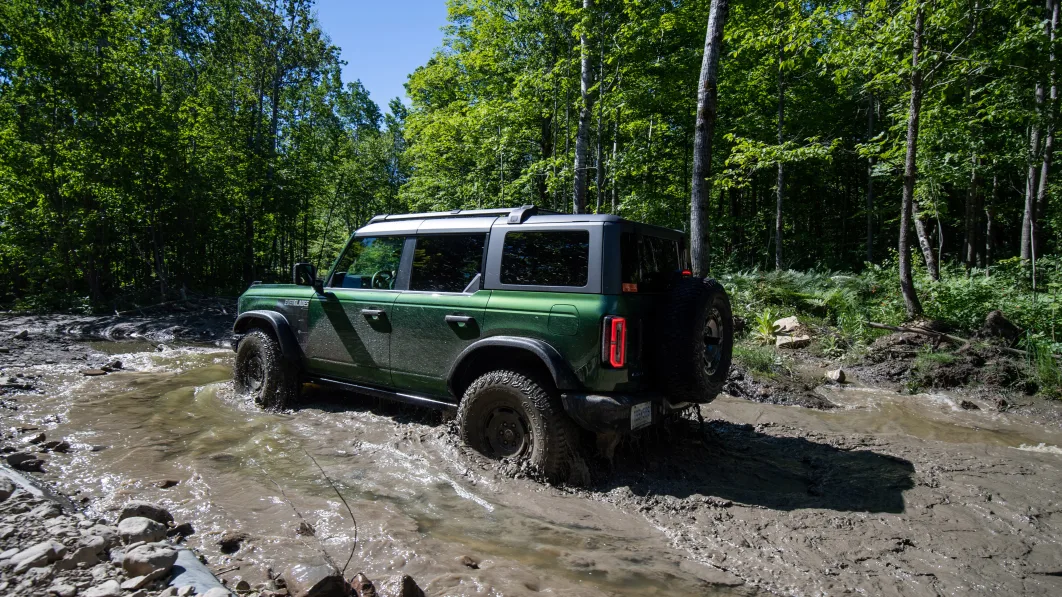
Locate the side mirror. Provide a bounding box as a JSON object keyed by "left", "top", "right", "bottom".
{"left": 292, "top": 263, "right": 317, "bottom": 288}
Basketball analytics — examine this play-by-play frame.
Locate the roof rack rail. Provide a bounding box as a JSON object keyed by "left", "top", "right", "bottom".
{"left": 367, "top": 205, "right": 550, "bottom": 225}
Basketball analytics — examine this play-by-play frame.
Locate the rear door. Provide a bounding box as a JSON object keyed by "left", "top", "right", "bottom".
{"left": 389, "top": 233, "right": 491, "bottom": 397}
{"left": 305, "top": 235, "right": 406, "bottom": 387}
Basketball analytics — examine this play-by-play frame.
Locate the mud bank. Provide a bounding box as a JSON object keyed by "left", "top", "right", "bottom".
{"left": 2, "top": 311, "right": 1062, "bottom": 595}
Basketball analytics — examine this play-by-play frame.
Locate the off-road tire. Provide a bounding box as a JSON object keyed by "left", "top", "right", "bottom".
{"left": 234, "top": 329, "right": 299, "bottom": 411}
{"left": 458, "top": 370, "right": 582, "bottom": 483}
{"left": 653, "top": 277, "right": 734, "bottom": 404}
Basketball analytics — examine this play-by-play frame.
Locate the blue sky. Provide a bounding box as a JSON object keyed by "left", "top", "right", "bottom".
{"left": 313, "top": 0, "right": 450, "bottom": 112}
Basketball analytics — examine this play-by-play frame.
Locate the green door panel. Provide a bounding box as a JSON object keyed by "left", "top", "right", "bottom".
{"left": 389, "top": 289, "right": 492, "bottom": 396}
{"left": 305, "top": 289, "right": 399, "bottom": 387}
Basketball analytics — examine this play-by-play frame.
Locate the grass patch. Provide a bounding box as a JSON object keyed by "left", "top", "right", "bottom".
{"left": 734, "top": 342, "right": 780, "bottom": 376}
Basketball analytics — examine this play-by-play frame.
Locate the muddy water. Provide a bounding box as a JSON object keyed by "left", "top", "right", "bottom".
{"left": 8, "top": 343, "right": 1062, "bottom": 595}
{"left": 9, "top": 346, "right": 751, "bottom": 596}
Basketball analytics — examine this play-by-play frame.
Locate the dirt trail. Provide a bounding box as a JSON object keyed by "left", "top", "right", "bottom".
{"left": 2, "top": 312, "right": 1062, "bottom": 595}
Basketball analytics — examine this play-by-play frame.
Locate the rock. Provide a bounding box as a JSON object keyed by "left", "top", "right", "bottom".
{"left": 960, "top": 400, "right": 980, "bottom": 410}
{"left": 82, "top": 524, "right": 120, "bottom": 550}
{"left": 218, "top": 530, "right": 249, "bottom": 553}
{"left": 0, "top": 477, "right": 14, "bottom": 502}
{"left": 14, "top": 330, "right": 29, "bottom": 340}
{"left": 11, "top": 540, "right": 67, "bottom": 573}
{"left": 29, "top": 502, "right": 62, "bottom": 519}
{"left": 78, "top": 535, "right": 108, "bottom": 556}
{"left": 81, "top": 369, "right": 108, "bottom": 376}
{"left": 202, "top": 588, "right": 234, "bottom": 597}
{"left": 774, "top": 316, "right": 801, "bottom": 334}
{"left": 122, "top": 543, "right": 177, "bottom": 577}
{"left": 350, "top": 573, "right": 376, "bottom": 597}
{"left": 168, "top": 522, "right": 195, "bottom": 538}
{"left": 458, "top": 555, "right": 479, "bottom": 569}
{"left": 16, "top": 457, "right": 44, "bottom": 472}
{"left": 118, "top": 501, "right": 174, "bottom": 525}
{"left": 26, "top": 432, "right": 46, "bottom": 444}
{"left": 117, "top": 517, "right": 166, "bottom": 544}
{"left": 106, "top": 360, "right": 123, "bottom": 370}
{"left": 981, "top": 310, "right": 1021, "bottom": 345}
{"left": 296, "top": 521, "right": 315, "bottom": 536}
{"left": 825, "top": 368, "right": 846, "bottom": 383}
{"left": 43, "top": 440, "right": 70, "bottom": 453}
{"left": 156, "top": 479, "right": 180, "bottom": 489}
{"left": 120, "top": 567, "right": 169, "bottom": 590}
{"left": 177, "top": 586, "right": 196, "bottom": 596}
{"left": 776, "top": 335, "right": 811, "bottom": 349}
{"left": 234, "top": 578, "right": 251, "bottom": 591}
{"left": 48, "top": 583, "right": 77, "bottom": 597}
{"left": 156, "top": 344, "right": 170, "bottom": 352}
{"left": 6, "top": 452, "right": 35, "bottom": 467}
{"left": 394, "top": 575, "right": 425, "bottom": 597}
{"left": 285, "top": 564, "right": 350, "bottom": 597}
{"left": 83, "top": 580, "right": 122, "bottom": 597}
{"left": 55, "top": 543, "right": 100, "bottom": 569}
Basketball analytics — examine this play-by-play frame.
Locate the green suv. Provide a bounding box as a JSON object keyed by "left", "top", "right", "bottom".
{"left": 232, "top": 206, "right": 733, "bottom": 480}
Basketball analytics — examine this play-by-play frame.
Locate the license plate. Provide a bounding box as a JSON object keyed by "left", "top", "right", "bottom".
{"left": 630, "top": 402, "right": 652, "bottom": 430}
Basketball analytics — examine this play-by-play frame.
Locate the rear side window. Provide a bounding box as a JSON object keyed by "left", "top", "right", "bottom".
{"left": 621, "top": 232, "right": 683, "bottom": 292}
{"left": 410, "top": 234, "right": 486, "bottom": 292}
{"left": 501, "top": 230, "right": 590, "bottom": 287}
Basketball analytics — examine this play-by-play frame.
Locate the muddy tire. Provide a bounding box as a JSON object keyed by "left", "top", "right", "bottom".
{"left": 458, "top": 370, "right": 583, "bottom": 483}
{"left": 234, "top": 329, "right": 299, "bottom": 410}
{"left": 653, "top": 277, "right": 733, "bottom": 404}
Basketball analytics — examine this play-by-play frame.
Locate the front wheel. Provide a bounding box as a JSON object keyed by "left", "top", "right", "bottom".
{"left": 234, "top": 329, "right": 299, "bottom": 410}
{"left": 457, "top": 370, "right": 583, "bottom": 483}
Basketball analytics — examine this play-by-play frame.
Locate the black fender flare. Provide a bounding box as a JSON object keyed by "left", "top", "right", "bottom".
{"left": 233, "top": 310, "right": 301, "bottom": 363}
{"left": 447, "top": 336, "right": 581, "bottom": 397}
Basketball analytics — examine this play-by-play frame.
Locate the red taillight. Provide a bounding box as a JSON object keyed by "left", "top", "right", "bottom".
{"left": 681, "top": 269, "right": 692, "bottom": 276}
{"left": 603, "top": 316, "right": 627, "bottom": 368}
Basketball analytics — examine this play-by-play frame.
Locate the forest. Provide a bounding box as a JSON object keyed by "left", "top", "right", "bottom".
{"left": 0, "top": 0, "right": 1059, "bottom": 350}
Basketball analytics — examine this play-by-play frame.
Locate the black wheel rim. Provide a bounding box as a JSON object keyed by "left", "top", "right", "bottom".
{"left": 245, "top": 354, "right": 265, "bottom": 395}
{"left": 702, "top": 307, "right": 724, "bottom": 377}
{"left": 485, "top": 406, "right": 529, "bottom": 458}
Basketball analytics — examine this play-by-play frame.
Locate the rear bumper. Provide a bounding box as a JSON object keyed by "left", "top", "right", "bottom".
{"left": 560, "top": 392, "right": 673, "bottom": 434}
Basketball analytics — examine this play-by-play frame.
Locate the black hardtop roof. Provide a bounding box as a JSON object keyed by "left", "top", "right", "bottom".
{"left": 365, "top": 205, "right": 684, "bottom": 238}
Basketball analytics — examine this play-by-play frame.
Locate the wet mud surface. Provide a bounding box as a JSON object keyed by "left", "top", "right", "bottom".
{"left": 2, "top": 313, "right": 1062, "bottom": 595}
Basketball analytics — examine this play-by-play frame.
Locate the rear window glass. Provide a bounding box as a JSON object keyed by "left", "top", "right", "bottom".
{"left": 621, "top": 232, "right": 683, "bottom": 292}
{"left": 410, "top": 234, "right": 486, "bottom": 293}
{"left": 501, "top": 230, "right": 590, "bottom": 287}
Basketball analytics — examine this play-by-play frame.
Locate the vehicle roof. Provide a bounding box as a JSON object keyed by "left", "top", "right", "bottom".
{"left": 354, "top": 206, "right": 684, "bottom": 239}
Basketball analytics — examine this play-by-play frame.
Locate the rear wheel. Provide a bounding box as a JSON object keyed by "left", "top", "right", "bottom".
{"left": 234, "top": 329, "right": 299, "bottom": 410}
{"left": 458, "top": 370, "right": 582, "bottom": 483}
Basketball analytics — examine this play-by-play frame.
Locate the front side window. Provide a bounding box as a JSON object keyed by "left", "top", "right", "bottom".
{"left": 409, "top": 234, "right": 486, "bottom": 292}
{"left": 501, "top": 230, "right": 590, "bottom": 287}
{"left": 328, "top": 236, "right": 405, "bottom": 289}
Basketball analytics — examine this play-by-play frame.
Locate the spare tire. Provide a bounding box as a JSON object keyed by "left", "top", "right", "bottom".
{"left": 652, "top": 277, "right": 733, "bottom": 404}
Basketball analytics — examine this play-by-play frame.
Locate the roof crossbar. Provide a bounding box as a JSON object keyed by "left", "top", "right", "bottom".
{"left": 368, "top": 205, "right": 544, "bottom": 224}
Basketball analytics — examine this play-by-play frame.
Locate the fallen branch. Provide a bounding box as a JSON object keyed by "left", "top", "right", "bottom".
{"left": 866, "top": 322, "right": 1061, "bottom": 361}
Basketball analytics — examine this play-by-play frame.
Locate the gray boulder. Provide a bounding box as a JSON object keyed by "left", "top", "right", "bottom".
{"left": 83, "top": 579, "right": 123, "bottom": 597}
{"left": 118, "top": 501, "right": 174, "bottom": 525}
{"left": 122, "top": 543, "right": 178, "bottom": 577}
{"left": 10, "top": 540, "right": 66, "bottom": 573}
{"left": 118, "top": 517, "right": 166, "bottom": 544}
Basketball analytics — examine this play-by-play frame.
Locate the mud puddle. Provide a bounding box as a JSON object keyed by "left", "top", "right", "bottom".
{"left": 4, "top": 342, "right": 1062, "bottom": 595}
{"left": 4, "top": 346, "right": 752, "bottom": 596}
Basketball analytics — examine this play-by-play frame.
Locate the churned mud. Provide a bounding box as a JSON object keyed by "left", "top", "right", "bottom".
{"left": 2, "top": 311, "right": 1062, "bottom": 595}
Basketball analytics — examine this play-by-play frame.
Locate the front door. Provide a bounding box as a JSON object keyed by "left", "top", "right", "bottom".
{"left": 305, "top": 235, "right": 406, "bottom": 387}
{"left": 390, "top": 233, "right": 490, "bottom": 397}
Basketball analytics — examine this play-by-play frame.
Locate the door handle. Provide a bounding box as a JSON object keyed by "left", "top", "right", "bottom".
{"left": 445, "top": 315, "right": 474, "bottom": 325}
{"left": 361, "top": 308, "right": 385, "bottom": 319}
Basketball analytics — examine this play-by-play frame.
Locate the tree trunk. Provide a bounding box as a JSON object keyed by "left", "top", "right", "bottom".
{"left": 913, "top": 201, "right": 939, "bottom": 280}
{"left": 573, "top": 0, "right": 594, "bottom": 214}
{"left": 964, "top": 155, "right": 982, "bottom": 268}
{"left": 1022, "top": 92, "right": 1045, "bottom": 259}
{"left": 899, "top": 7, "right": 926, "bottom": 318}
{"left": 866, "top": 95, "right": 876, "bottom": 263}
{"left": 775, "top": 24, "right": 785, "bottom": 271}
{"left": 611, "top": 109, "right": 620, "bottom": 213}
{"left": 690, "top": 0, "right": 730, "bottom": 277}
{"left": 1037, "top": 0, "right": 1060, "bottom": 256}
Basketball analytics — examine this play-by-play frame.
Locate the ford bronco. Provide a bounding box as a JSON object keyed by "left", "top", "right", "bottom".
{"left": 232, "top": 206, "right": 734, "bottom": 480}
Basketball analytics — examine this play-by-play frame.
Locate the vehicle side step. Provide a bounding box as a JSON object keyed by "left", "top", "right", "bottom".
{"left": 307, "top": 376, "right": 457, "bottom": 412}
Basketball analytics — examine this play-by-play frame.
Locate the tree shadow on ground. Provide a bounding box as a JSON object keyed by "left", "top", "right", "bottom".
{"left": 595, "top": 417, "right": 915, "bottom": 514}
